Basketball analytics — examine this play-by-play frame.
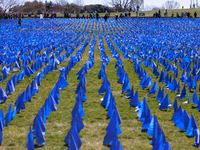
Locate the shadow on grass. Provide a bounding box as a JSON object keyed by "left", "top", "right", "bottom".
{"left": 160, "top": 109, "right": 168, "bottom": 112}
{"left": 104, "top": 145, "right": 111, "bottom": 148}
{"left": 34, "top": 144, "right": 44, "bottom": 148}
{"left": 179, "top": 130, "right": 186, "bottom": 133}
{"left": 148, "top": 137, "right": 152, "bottom": 140}
{"left": 141, "top": 129, "right": 147, "bottom": 132}
{"left": 186, "top": 135, "right": 194, "bottom": 138}
{"left": 192, "top": 106, "right": 198, "bottom": 109}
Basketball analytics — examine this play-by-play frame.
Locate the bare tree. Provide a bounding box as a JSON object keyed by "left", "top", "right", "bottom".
{"left": 107, "top": 0, "right": 143, "bottom": 12}
{"left": 0, "top": 0, "right": 23, "bottom": 12}
{"left": 144, "top": 5, "right": 153, "bottom": 11}
{"left": 162, "top": 0, "right": 180, "bottom": 9}
{"left": 55, "top": 0, "right": 68, "bottom": 6}
{"left": 144, "top": 5, "right": 162, "bottom": 11}
{"left": 73, "top": 0, "right": 84, "bottom": 6}
{"left": 129, "top": 0, "right": 144, "bottom": 10}
{"left": 102, "top": 0, "right": 109, "bottom": 7}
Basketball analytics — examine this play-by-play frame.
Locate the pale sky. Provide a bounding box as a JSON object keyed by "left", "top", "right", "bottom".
{"left": 144, "top": 0, "right": 191, "bottom": 9}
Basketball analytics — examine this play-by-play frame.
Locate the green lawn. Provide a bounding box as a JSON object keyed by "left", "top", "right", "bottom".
{"left": 21, "top": 8, "right": 200, "bottom": 18}
{"left": 54, "top": 8, "right": 200, "bottom": 17}
{"left": 0, "top": 18, "right": 200, "bottom": 150}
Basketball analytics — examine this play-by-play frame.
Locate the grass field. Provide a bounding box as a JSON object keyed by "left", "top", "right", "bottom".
{"left": 54, "top": 8, "right": 200, "bottom": 17}
{"left": 22, "top": 8, "right": 200, "bottom": 18}
{"left": 0, "top": 18, "right": 200, "bottom": 150}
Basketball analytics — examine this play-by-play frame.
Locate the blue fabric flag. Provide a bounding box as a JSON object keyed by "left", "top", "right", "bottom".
{"left": 26, "top": 126, "right": 34, "bottom": 150}
{"left": 141, "top": 76, "right": 152, "bottom": 89}
{"left": 156, "top": 86, "right": 164, "bottom": 101}
{"left": 39, "top": 106, "right": 46, "bottom": 123}
{"left": 159, "top": 70, "right": 165, "bottom": 83}
{"left": 35, "top": 118, "right": 45, "bottom": 146}
{"left": 31, "top": 63, "right": 36, "bottom": 73}
{"left": 142, "top": 109, "right": 152, "bottom": 130}
{"left": 72, "top": 99, "right": 85, "bottom": 118}
{"left": 177, "top": 80, "right": 180, "bottom": 93}
{"left": 151, "top": 132, "right": 164, "bottom": 150}
{"left": 107, "top": 104, "right": 122, "bottom": 125}
{"left": 15, "top": 93, "right": 26, "bottom": 113}
{"left": 34, "top": 114, "right": 46, "bottom": 136}
{"left": 71, "top": 111, "right": 84, "bottom": 133}
{"left": 171, "top": 105, "right": 183, "bottom": 123}
{"left": 121, "top": 73, "right": 130, "bottom": 94}
{"left": 51, "top": 89, "right": 60, "bottom": 104}
{"left": 59, "top": 72, "right": 68, "bottom": 90}
{"left": 179, "top": 84, "right": 186, "bottom": 100}
{"left": 193, "top": 129, "right": 200, "bottom": 147}
{"left": 168, "top": 78, "right": 177, "bottom": 92}
{"left": 26, "top": 85, "right": 32, "bottom": 102}
{"left": 44, "top": 98, "right": 50, "bottom": 117}
{"left": 126, "top": 85, "right": 134, "bottom": 99}
{"left": 137, "top": 100, "right": 145, "bottom": 118}
{"left": 164, "top": 141, "right": 172, "bottom": 150}
{"left": 6, "top": 79, "right": 15, "bottom": 95}
{"left": 159, "top": 94, "right": 171, "bottom": 110}
{"left": 49, "top": 94, "right": 57, "bottom": 111}
{"left": 25, "top": 65, "right": 34, "bottom": 77}
{"left": 1, "top": 66, "right": 8, "bottom": 80}
{"left": 140, "top": 73, "right": 148, "bottom": 86}
{"left": 101, "top": 88, "right": 112, "bottom": 108}
{"left": 66, "top": 135, "right": 78, "bottom": 150}
{"left": 0, "top": 126, "right": 2, "bottom": 145}
{"left": 117, "top": 69, "right": 125, "bottom": 84}
{"left": 98, "top": 65, "right": 105, "bottom": 79}
{"left": 5, "top": 103, "right": 12, "bottom": 125}
{"left": 64, "top": 126, "right": 82, "bottom": 149}
{"left": 188, "top": 93, "right": 190, "bottom": 104}
{"left": 175, "top": 110, "right": 190, "bottom": 130}
{"left": 11, "top": 106, "right": 16, "bottom": 119}
{"left": 193, "top": 89, "right": 198, "bottom": 106}
{"left": 140, "top": 98, "right": 149, "bottom": 123}
{"left": 129, "top": 90, "right": 140, "bottom": 107}
{"left": 0, "top": 76, "right": 3, "bottom": 82}
{"left": 0, "top": 87, "right": 7, "bottom": 103}
{"left": 138, "top": 66, "right": 144, "bottom": 79}
{"left": 152, "top": 65, "right": 160, "bottom": 77}
{"left": 186, "top": 114, "right": 198, "bottom": 137}
{"left": 99, "top": 77, "right": 110, "bottom": 95}
{"left": 110, "top": 135, "right": 123, "bottom": 150}
{"left": 147, "top": 115, "right": 158, "bottom": 136}
{"left": 148, "top": 81, "right": 157, "bottom": 95}
{"left": 0, "top": 109, "right": 5, "bottom": 130}
{"left": 149, "top": 120, "right": 161, "bottom": 145}
{"left": 198, "top": 98, "right": 200, "bottom": 111}
{"left": 173, "top": 97, "right": 178, "bottom": 112}
{"left": 31, "top": 78, "right": 38, "bottom": 96}
{"left": 103, "top": 111, "right": 122, "bottom": 145}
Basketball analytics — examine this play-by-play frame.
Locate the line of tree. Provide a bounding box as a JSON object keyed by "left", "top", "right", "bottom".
{"left": 0, "top": 0, "right": 144, "bottom": 14}
{"left": 144, "top": 0, "right": 187, "bottom": 11}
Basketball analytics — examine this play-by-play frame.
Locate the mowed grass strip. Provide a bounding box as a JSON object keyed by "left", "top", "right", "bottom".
{"left": 0, "top": 24, "right": 92, "bottom": 149}
{"left": 102, "top": 20, "right": 200, "bottom": 149}
{"left": 1, "top": 19, "right": 200, "bottom": 150}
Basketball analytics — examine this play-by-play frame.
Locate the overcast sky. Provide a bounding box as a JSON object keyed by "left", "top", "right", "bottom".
{"left": 144, "top": 0, "right": 191, "bottom": 8}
